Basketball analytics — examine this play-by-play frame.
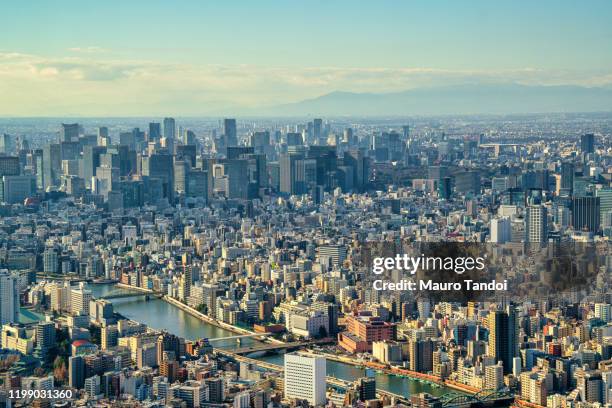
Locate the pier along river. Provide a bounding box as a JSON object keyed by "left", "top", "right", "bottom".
{"left": 89, "top": 283, "right": 452, "bottom": 397}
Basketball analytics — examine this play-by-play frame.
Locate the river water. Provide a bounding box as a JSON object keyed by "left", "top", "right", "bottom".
{"left": 88, "top": 283, "right": 452, "bottom": 397}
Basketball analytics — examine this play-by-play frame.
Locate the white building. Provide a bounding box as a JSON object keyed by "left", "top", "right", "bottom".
{"left": 0, "top": 270, "right": 19, "bottom": 326}
{"left": 233, "top": 391, "right": 250, "bottom": 408}
{"left": 526, "top": 205, "right": 548, "bottom": 245}
{"left": 288, "top": 310, "right": 329, "bottom": 339}
{"left": 284, "top": 353, "right": 326, "bottom": 406}
{"left": 70, "top": 284, "right": 92, "bottom": 316}
{"left": 484, "top": 362, "right": 504, "bottom": 390}
{"left": 373, "top": 341, "right": 403, "bottom": 364}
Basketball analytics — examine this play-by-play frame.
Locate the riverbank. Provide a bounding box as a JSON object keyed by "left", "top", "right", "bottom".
{"left": 162, "top": 295, "right": 284, "bottom": 344}
{"left": 112, "top": 283, "right": 255, "bottom": 337}
{"left": 304, "top": 350, "right": 477, "bottom": 395}
{"left": 89, "top": 282, "right": 460, "bottom": 398}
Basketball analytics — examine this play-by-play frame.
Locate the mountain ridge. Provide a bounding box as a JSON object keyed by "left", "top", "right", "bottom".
{"left": 248, "top": 83, "right": 612, "bottom": 116}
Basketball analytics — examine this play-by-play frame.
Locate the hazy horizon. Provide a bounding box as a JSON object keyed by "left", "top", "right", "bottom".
{"left": 2, "top": 1, "right": 612, "bottom": 116}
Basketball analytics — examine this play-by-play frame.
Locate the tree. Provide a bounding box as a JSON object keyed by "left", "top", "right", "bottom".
{"left": 53, "top": 357, "right": 67, "bottom": 384}
{"left": 0, "top": 355, "right": 19, "bottom": 371}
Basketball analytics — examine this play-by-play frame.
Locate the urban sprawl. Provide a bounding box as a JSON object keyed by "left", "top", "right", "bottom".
{"left": 0, "top": 115, "right": 610, "bottom": 408}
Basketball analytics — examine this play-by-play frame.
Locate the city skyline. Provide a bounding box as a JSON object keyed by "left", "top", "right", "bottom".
{"left": 0, "top": 3, "right": 611, "bottom": 407}
{"left": 2, "top": 1, "right": 612, "bottom": 116}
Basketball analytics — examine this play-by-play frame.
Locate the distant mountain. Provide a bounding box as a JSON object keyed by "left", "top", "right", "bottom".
{"left": 252, "top": 84, "right": 612, "bottom": 116}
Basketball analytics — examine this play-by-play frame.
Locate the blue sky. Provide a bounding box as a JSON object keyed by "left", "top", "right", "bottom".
{"left": 1, "top": 1, "right": 611, "bottom": 115}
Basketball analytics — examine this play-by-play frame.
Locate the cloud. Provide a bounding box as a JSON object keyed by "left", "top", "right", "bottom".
{"left": 0, "top": 51, "right": 611, "bottom": 116}
{"left": 68, "top": 46, "right": 107, "bottom": 53}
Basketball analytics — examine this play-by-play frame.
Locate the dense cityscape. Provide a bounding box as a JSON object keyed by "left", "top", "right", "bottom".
{"left": 0, "top": 114, "right": 609, "bottom": 408}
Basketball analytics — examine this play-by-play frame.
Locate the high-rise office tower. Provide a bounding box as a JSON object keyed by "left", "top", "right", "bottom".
{"left": 43, "top": 143, "right": 61, "bottom": 188}
{"left": 286, "top": 132, "right": 303, "bottom": 146}
{"left": 409, "top": 339, "right": 434, "bottom": 373}
{"left": 249, "top": 131, "right": 270, "bottom": 150}
{"left": 487, "top": 306, "right": 519, "bottom": 374}
{"left": 572, "top": 196, "right": 600, "bottom": 233}
{"left": 454, "top": 171, "right": 481, "bottom": 195}
{"left": 491, "top": 217, "right": 511, "bottom": 244}
{"left": 174, "top": 160, "right": 190, "bottom": 195}
{"left": 595, "top": 189, "right": 612, "bottom": 229}
{"left": 560, "top": 162, "right": 574, "bottom": 194}
{"left": 163, "top": 118, "right": 176, "bottom": 140}
{"left": 343, "top": 149, "right": 368, "bottom": 193}
{"left": 149, "top": 122, "right": 161, "bottom": 142}
{"left": 223, "top": 118, "right": 238, "bottom": 148}
{"left": 580, "top": 133, "right": 595, "bottom": 155}
{"left": 0, "top": 133, "right": 13, "bottom": 154}
{"left": 526, "top": 204, "right": 548, "bottom": 245}
{"left": 69, "top": 355, "right": 85, "bottom": 389}
{"left": 97, "top": 127, "right": 110, "bottom": 146}
{"left": 0, "top": 271, "right": 19, "bottom": 326}
{"left": 343, "top": 127, "right": 354, "bottom": 143}
{"left": 60, "top": 123, "right": 79, "bottom": 142}
{"left": 186, "top": 170, "right": 208, "bottom": 201}
{"left": 284, "top": 353, "right": 326, "bottom": 406}
{"left": 313, "top": 118, "right": 323, "bottom": 142}
{"left": 1, "top": 175, "right": 36, "bottom": 204}
{"left": 82, "top": 146, "right": 106, "bottom": 189}
{"left": 0, "top": 156, "right": 20, "bottom": 177}
{"left": 141, "top": 152, "right": 175, "bottom": 203}
{"left": 97, "top": 126, "right": 109, "bottom": 139}
{"left": 279, "top": 153, "right": 317, "bottom": 196}
{"left": 402, "top": 125, "right": 410, "bottom": 139}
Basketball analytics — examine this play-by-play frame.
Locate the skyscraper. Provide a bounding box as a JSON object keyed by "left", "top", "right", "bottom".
{"left": 142, "top": 152, "right": 175, "bottom": 203}
{"left": 490, "top": 217, "right": 511, "bottom": 244}
{"left": 526, "top": 204, "right": 548, "bottom": 245}
{"left": 0, "top": 270, "right": 19, "bottom": 326}
{"left": 487, "top": 306, "right": 519, "bottom": 374}
{"left": 313, "top": 118, "right": 323, "bottom": 143}
{"left": 438, "top": 177, "right": 452, "bottom": 200}
{"left": 284, "top": 353, "right": 326, "bottom": 406}
{"left": 69, "top": 355, "right": 85, "bottom": 389}
{"left": 595, "top": 189, "right": 612, "bottom": 230}
{"left": 163, "top": 118, "right": 176, "bottom": 140}
{"left": 580, "top": 133, "right": 595, "bottom": 155}
{"left": 223, "top": 118, "right": 238, "bottom": 148}
{"left": 82, "top": 146, "right": 106, "bottom": 189}
{"left": 60, "top": 123, "right": 79, "bottom": 142}
{"left": 454, "top": 171, "right": 481, "bottom": 195}
{"left": 43, "top": 143, "right": 61, "bottom": 188}
{"left": 280, "top": 153, "right": 306, "bottom": 195}
{"left": 149, "top": 122, "right": 161, "bottom": 142}
{"left": 409, "top": 339, "right": 434, "bottom": 373}
{"left": 0, "top": 133, "right": 14, "bottom": 154}
{"left": 560, "top": 162, "right": 574, "bottom": 194}
{"left": 572, "top": 196, "right": 600, "bottom": 233}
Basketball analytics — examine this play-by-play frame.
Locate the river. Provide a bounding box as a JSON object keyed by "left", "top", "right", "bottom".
{"left": 88, "top": 283, "right": 452, "bottom": 397}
